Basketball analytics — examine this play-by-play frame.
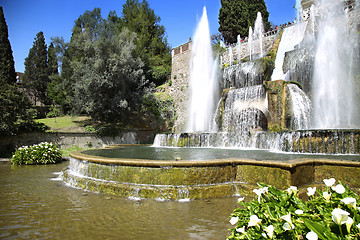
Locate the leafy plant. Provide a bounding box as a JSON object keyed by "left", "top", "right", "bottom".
{"left": 11, "top": 142, "right": 62, "bottom": 165}
{"left": 228, "top": 179, "right": 360, "bottom": 239}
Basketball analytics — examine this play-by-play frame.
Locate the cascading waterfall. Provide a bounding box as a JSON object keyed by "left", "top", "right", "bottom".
{"left": 288, "top": 84, "right": 311, "bottom": 130}
{"left": 312, "top": 0, "right": 359, "bottom": 129}
{"left": 271, "top": 21, "right": 307, "bottom": 81}
{"left": 186, "top": 7, "right": 220, "bottom": 132}
{"left": 229, "top": 46, "right": 233, "bottom": 66}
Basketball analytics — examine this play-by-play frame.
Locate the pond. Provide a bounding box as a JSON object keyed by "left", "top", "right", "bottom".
{"left": 0, "top": 161, "right": 239, "bottom": 239}
{"left": 83, "top": 145, "right": 360, "bottom": 161}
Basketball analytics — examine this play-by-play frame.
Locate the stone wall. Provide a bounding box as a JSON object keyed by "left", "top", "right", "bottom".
{"left": 0, "top": 130, "right": 155, "bottom": 157}
{"left": 170, "top": 41, "right": 192, "bottom": 132}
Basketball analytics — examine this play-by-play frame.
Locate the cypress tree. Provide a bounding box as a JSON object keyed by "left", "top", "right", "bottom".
{"left": 48, "top": 43, "right": 58, "bottom": 76}
{"left": 219, "top": 0, "right": 270, "bottom": 44}
{"left": 0, "top": 7, "right": 16, "bottom": 84}
{"left": 24, "top": 31, "right": 50, "bottom": 105}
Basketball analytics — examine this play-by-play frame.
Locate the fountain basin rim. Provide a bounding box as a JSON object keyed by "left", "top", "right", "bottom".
{"left": 69, "top": 150, "right": 360, "bottom": 169}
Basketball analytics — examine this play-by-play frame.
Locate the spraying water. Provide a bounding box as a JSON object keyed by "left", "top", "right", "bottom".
{"left": 237, "top": 34, "right": 241, "bottom": 61}
{"left": 186, "top": 7, "right": 220, "bottom": 132}
{"left": 253, "top": 12, "right": 264, "bottom": 58}
{"left": 312, "top": 0, "right": 358, "bottom": 129}
{"left": 248, "top": 27, "right": 253, "bottom": 61}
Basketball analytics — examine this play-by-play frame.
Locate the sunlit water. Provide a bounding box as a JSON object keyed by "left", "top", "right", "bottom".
{"left": 84, "top": 146, "right": 360, "bottom": 161}
{"left": 0, "top": 162, "right": 238, "bottom": 239}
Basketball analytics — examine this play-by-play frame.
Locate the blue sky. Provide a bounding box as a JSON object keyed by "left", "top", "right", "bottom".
{"left": 1, "top": 0, "right": 296, "bottom": 73}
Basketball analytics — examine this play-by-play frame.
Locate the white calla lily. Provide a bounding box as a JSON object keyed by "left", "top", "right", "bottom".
{"left": 345, "top": 217, "right": 353, "bottom": 233}
{"left": 236, "top": 226, "right": 245, "bottom": 233}
{"left": 323, "top": 178, "right": 336, "bottom": 187}
{"left": 341, "top": 197, "right": 356, "bottom": 209}
{"left": 332, "top": 184, "right": 345, "bottom": 194}
{"left": 230, "top": 216, "right": 239, "bottom": 225}
{"left": 307, "top": 187, "right": 316, "bottom": 196}
{"left": 264, "top": 225, "right": 275, "bottom": 238}
{"left": 306, "top": 231, "right": 318, "bottom": 240}
{"left": 323, "top": 191, "right": 331, "bottom": 201}
{"left": 248, "top": 215, "right": 262, "bottom": 227}
{"left": 332, "top": 208, "right": 350, "bottom": 225}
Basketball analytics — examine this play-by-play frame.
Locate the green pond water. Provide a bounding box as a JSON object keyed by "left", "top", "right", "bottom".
{"left": 83, "top": 145, "right": 360, "bottom": 161}
{"left": 0, "top": 161, "right": 239, "bottom": 240}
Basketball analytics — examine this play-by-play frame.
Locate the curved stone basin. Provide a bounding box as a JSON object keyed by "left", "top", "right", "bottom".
{"left": 63, "top": 145, "right": 360, "bottom": 200}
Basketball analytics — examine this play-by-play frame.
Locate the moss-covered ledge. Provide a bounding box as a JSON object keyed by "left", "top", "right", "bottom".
{"left": 66, "top": 149, "right": 360, "bottom": 199}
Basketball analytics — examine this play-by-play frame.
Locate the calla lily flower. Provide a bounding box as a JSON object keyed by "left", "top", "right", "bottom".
{"left": 280, "top": 213, "right": 292, "bottom": 224}
{"left": 323, "top": 178, "right": 336, "bottom": 187}
{"left": 283, "top": 222, "right": 295, "bottom": 231}
{"left": 230, "top": 216, "right": 239, "bottom": 225}
{"left": 248, "top": 215, "right": 262, "bottom": 227}
{"left": 323, "top": 191, "right": 331, "bottom": 201}
{"left": 236, "top": 226, "right": 245, "bottom": 233}
{"left": 295, "top": 209, "right": 304, "bottom": 215}
{"left": 306, "top": 231, "right": 318, "bottom": 240}
{"left": 341, "top": 197, "right": 356, "bottom": 209}
{"left": 332, "top": 184, "right": 345, "bottom": 194}
{"left": 287, "top": 186, "right": 297, "bottom": 194}
{"left": 307, "top": 187, "right": 316, "bottom": 196}
{"left": 238, "top": 197, "right": 245, "bottom": 202}
{"left": 264, "top": 225, "right": 275, "bottom": 238}
{"left": 332, "top": 208, "right": 350, "bottom": 225}
{"left": 356, "top": 223, "right": 360, "bottom": 229}
{"left": 253, "top": 187, "right": 268, "bottom": 202}
{"left": 345, "top": 217, "right": 353, "bottom": 233}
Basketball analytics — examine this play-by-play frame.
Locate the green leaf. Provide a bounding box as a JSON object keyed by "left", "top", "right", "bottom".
{"left": 303, "top": 219, "right": 338, "bottom": 240}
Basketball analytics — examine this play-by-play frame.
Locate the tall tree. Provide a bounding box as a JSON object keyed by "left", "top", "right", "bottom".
{"left": 219, "top": 0, "right": 270, "bottom": 44}
{"left": 120, "top": 0, "right": 171, "bottom": 86}
{"left": 47, "top": 43, "right": 58, "bottom": 76}
{"left": 24, "top": 31, "right": 50, "bottom": 105}
{"left": 0, "top": 7, "right": 16, "bottom": 84}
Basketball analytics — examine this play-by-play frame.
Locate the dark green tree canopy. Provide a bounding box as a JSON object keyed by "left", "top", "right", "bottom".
{"left": 219, "top": 0, "right": 270, "bottom": 44}
{"left": 120, "top": 0, "right": 171, "bottom": 86}
{"left": 48, "top": 43, "right": 58, "bottom": 76}
{"left": 24, "top": 31, "right": 50, "bottom": 105}
{"left": 0, "top": 7, "right": 16, "bottom": 84}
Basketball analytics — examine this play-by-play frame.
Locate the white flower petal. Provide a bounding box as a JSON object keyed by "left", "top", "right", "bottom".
{"left": 248, "top": 215, "right": 262, "bottom": 227}
{"left": 306, "top": 231, "right": 318, "bottom": 240}
{"left": 295, "top": 209, "right": 304, "bottom": 215}
{"left": 307, "top": 187, "right": 316, "bottom": 196}
{"left": 332, "top": 208, "right": 349, "bottom": 225}
{"left": 236, "top": 226, "right": 245, "bottom": 233}
{"left": 323, "top": 178, "right": 336, "bottom": 187}
{"left": 230, "top": 216, "right": 239, "bottom": 225}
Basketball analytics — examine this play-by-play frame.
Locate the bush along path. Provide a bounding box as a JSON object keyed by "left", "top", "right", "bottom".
{"left": 11, "top": 142, "right": 62, "bottom": 165}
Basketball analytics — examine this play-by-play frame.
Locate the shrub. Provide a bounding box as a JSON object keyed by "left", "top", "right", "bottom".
{"left": 11, "top": 142, "right": 62, "bottom": 165}
{"left": 228, "top": 179, "right": 360, "bottom": 240}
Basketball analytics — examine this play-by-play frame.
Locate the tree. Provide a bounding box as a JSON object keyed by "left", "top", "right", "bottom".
{"left": 120, "top": 0, "right": 171, "bottom": 86}
{"left": 47, "top": 43, "right": 58, "bottom": 76}
{"left": 23, "top": 31, "right": 50, "bottom": 105}
{"left": 0, "top": 7, "right": 16, "bottom": 84}
{"left": 219, "top": 0, "right": 270, "bottom": 44}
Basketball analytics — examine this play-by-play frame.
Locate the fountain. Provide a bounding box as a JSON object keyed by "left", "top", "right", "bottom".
{"left": 312, "top": 0, "right": 360, "bottom": 129}
{"left": 64, "top": 2, "right": 360, "bottom": 200}
{"left": 186, "top": 7, "right": 220, "bottom": 132}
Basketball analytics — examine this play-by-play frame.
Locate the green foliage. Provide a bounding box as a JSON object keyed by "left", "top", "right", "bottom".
{"left": 24, "top": 31, "right": 51, "bottom": 105}
{"left": 120, "top": 0, "right": 171, "bottom": 86}
{"left": 0, "top": 84, "right": 44, "bottom": 135}
{"left": 228, "top": 180, "right": 360, "bottom": 239}
{"left": 219, "top": 0, "right": 270, "bottom": 44}
{"left": 46, "top": 105, "right": 61, "bottom": 118}
{"left": 47, "top": 43, "right": 58, "bottom": 76}
{"left": 11, "top": 142, "right": 62, "bottom": 165}
{"left": 0, "top": 7, "right": 16, "bottom": 85}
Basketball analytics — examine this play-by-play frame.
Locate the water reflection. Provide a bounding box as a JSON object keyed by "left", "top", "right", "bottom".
{"left": 0, "top": 162, "right": 238, "bottom": 239}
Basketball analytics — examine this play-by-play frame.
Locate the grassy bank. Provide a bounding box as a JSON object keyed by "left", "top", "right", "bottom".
{"left": 35, "top": 116, "right": 90, "bottom": 133}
